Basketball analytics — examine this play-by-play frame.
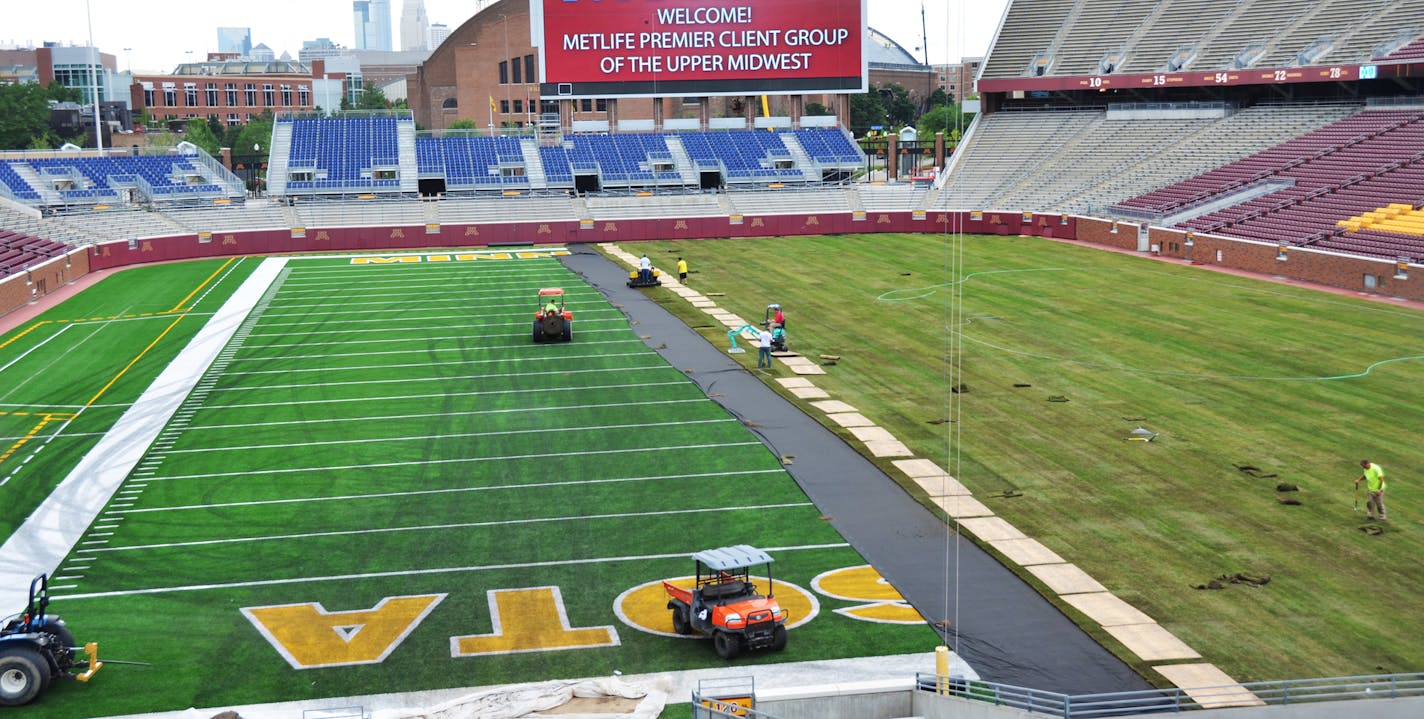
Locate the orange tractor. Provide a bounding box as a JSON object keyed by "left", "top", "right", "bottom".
{"left": 663, "top": 545, "right": 789, "bottom": 659}
{"left": 532, "top": 288, "right": 573, "bottom": 343}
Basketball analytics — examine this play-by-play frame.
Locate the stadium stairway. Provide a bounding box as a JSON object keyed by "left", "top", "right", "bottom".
{"left": 663, "top": 135, "right": 700, "bottom": 186}
{"left": 777, "top": 133, "right": 816, "bottom": 182}
{"left": 520, "top": 138, "right": 548, "bottom": 190}
{"left": 266, "top": 121, "right": 293, "bottom": 196}
{"left": 9, "top": 164, "right": 60, "bottom": 206}
{"left": 397, "top": 121, "right": 419, "bottom": 194}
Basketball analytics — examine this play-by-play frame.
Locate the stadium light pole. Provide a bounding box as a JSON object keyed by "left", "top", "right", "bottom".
{"left": 86, "top": 0, "right": 104, "bottom": 152}
{"left": 501, "top": 13, "right": 510, "bottom": 133}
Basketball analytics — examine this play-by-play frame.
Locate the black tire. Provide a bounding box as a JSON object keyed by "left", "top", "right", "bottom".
{"left": 671, "top": 607, "right": 692, "bottom": 635}
{"left": 561, "top": 322, "right": 572, "bottom": 342}
{"left": 770, "top": 624, "right": 788, "bottom": 651}
{"left": 38, "top": 621, "right": 75, "bottom": 652}
{"left": 0, "top": 646, "right": 50, "bottom": 706}
{"left": 532, "top": 320, "right": 544, "bottom": 343}
{"left": 713, "top": 631, "right": 741, "bottom": 660}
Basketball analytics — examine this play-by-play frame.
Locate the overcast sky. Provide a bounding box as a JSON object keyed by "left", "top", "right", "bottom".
{"left": 3, "top": 0, "right": 1007, "bottom": 74}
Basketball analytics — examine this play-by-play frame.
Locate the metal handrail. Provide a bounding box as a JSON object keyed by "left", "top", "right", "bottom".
{"left": 915, "top": 671, "right": 1424, "bottom": 716}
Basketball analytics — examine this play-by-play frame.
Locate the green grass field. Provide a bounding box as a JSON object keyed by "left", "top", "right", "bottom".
{"left": 0, "top": 250, "right": 936, "bottom": 717}
{"left": 626, "top": 232, "right": 1424, "bottom": 682}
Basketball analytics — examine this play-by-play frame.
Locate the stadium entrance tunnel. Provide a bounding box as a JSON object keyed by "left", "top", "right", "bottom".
{"left": 822, "top": 169, "right": 852, "bottom": 183}
{"left": 418, "top": 178, "right": 446, "bottom": 197}
{"left": 575, "top": 174, "right": 601, "bottom": 193}
{"left": 699, "top": 170, "right": 723, "bottom": 190}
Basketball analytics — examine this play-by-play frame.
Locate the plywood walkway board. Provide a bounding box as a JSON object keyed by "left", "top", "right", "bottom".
{"left": 1103, "top": 623, "right": 1202, "bottom": 662}
{"left": 913, "top": 474, "right": 972, "bottom": 497}
{"left": 1060, "top": 592, "right": 1154, "bottom": 627}
{"left": 848, "top": 425, "right": 897, "bottom": 443}
{"left": 826, "top": 412, "right": 876, "bottom": 428}
{"left": 958, "top": 517, "right": 1026, "bottom": 542}
{"left": 866, "top": 439, "right": 913, "bottom": 457}
{"left": 935, "top": 495, "right": 994, "bottom": 518}
{"left": 1154, "top": 664, "right": 1265, "bottom": 708}
{"left": 1025, "top": 563, "right": 1107, "bottom": 595}
{"left": 988, "top": 537, "right": 1065, "bottom": 567}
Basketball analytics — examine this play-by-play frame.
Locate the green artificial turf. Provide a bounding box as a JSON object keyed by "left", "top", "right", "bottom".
{"left": 622, "top": 233, "right": 1424, "bottom": 683}
{"left": 2, "top": 252, "right": 940, "bottom": 717}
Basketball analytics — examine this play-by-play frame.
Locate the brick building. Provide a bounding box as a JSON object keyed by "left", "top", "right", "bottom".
{"left": 130, "top": 60, "right": 349, "bottom": 126}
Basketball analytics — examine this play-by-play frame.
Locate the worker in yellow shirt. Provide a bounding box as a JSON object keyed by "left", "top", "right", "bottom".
{"left": 1355, "top": 459, "right": 1387, "bottom": 522}
{"left": 677, "top": 257, "right": 688, "bottom": 283}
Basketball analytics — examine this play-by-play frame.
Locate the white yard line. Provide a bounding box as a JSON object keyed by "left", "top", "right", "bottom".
{"left": 237, "top": 334, "right": 639, "bottom": 352}
{"left": 183, "top": 398, "right": 709, "bottom": 431}
{"left": 58, "top": 542, "right": 851, "bottom": 600}
{"left": 116, "top": 469, "right": 786, "bottom": 514}
{"left": 221, "top": 351, "right": 652, "bottom": 375}
{"left": 206, "top": 363, "right": 671, "bottom": 393}
{"left": 196, "top": 380, "right": 691, "bottom": 410}
{"left": 133, "top": 440, "right": 764, "bottom": 482}
{"left": 80, "top": 502, "right": 815, "bottom": 553}
{"left": 247, "top": 316, "right": 624, "bottom": 334}
{"left": 0, "top": 258, "right": 289, "bottom": 611}
{"left": 161, "top": 417, "right": 738, "bottom": 454}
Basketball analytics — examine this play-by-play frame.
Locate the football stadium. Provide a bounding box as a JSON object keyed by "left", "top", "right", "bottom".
{"left": 0, "top": 0, "right": 1423, "bottom": 717}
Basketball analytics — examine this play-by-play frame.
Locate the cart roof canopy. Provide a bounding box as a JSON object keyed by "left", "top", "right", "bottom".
{"left": 538, "top": 288, "right": 565, "bottom": 297}
{"left": 693, "top": 545, "right": 773, "bottom": 571}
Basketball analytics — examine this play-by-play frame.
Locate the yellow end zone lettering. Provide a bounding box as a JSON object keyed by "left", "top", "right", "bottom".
{"left": 349, "top": 250, "right": 570, "bottom": 265}
{"left": 452, "top": 586, "right": 618, "bottom": 657}
{"left": 350, "top": 256, "right": 422, "bottom": 265}
{"left": 241, "top": 594, "right": 445, "bottom": 669}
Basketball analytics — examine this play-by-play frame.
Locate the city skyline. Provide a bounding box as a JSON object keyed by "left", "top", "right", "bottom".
{"left": 3, "top": 0, "right": 1004, "bottom": 74}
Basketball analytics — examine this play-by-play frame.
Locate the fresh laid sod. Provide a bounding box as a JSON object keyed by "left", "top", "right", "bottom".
{"left": 626, "top": 233, "right": 1424, "bottom": 682}
{"left": 9, "top": 252, "right": 940, "bottom": 717}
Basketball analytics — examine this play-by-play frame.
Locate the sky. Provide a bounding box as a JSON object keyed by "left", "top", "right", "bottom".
{"left": 1, "top": 0, "right": 1008, "bottom": 74}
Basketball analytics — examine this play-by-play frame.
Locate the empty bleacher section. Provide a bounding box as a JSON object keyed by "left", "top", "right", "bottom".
{"left": 275, "top": 113, "right": 413, "bottom": 195}
{"left": 935, "top": 103, "right": 1359, "bottom": 213}
{"left": 979, "top": 0, "right": 1424, "bottom": 78}
{"left": 585, "top": 194, "right": 725, "bottom": 220}
{"left": 1111, "top": 109, "right": 1424, "bottom": 260}
{"left": 724, "top": 189, "right": 854, "bottom": 216}
{"left": 0, "top": 149, "right": 244, "bottom": 210}
{"left": 269, "top": 113, "right": 865, "bottom": 198}
{"left": 0, "top": 228, "right": 70, "bottom": 274}
{"left": 858, "top": 184, "right": 931, "bottom": 212}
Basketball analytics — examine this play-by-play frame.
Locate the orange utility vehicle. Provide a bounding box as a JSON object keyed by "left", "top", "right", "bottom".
{"left": 533, "top": 288, "right": 573, "bottom": 342}
{"left": 663, "top": 545, "right": 789, "bottom": 659}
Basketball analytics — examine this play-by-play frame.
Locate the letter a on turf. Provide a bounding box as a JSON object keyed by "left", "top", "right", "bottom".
{"left": 242, "top": 594, "right": 446, "bottom": 669}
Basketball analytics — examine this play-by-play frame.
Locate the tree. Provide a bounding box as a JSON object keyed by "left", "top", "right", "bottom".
{"left": 234, "top": 112, "right": 275, "bottom": 160}
{"left": 847, "top": 91, "right": 886, "bottom": 137}
{"left": 0, "top": 83, "right": 56, "bottom": 150}
{"left": 356, "top": 82, "right": 389, "bottom": 110}
{"left": 183, "top": 118, "right": 222, "bottom": 155}
{"left": 880, "top": 83, "right": 918, "bottom": 129}
{"left": 927, "top": 87, "right": 951, "bottom": 108}
{"left": 804, "top": 102, "right": 831, "bottom": 117}
{"left": 447, "top": 118, "right": 478, "bottom": 130}
{"left": 918, "top": 104, "right": 965, "bottom": 138}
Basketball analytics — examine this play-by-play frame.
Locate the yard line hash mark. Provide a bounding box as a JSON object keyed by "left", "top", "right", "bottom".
{"left": 80, "top": 502, "right": 815, "bottom": 553}
{"left": 57, "top": 543, "right": 851, "bottom": 600}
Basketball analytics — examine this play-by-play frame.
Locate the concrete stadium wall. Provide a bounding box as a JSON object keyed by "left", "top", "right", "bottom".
{"left": 51, "top": 207, "right": 1418, "bottom": 306}
{"left": 82, "top": 211, "right": 1076, "bottom": 272}
{"left": 908, "top": 691, "right": 1424, "bottom": 719}
{"left": 0, "top": 250, "right": 89, "bottom": 318}
{"left": 1148, "top": 226, "right": 1420, "bottom": 300}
